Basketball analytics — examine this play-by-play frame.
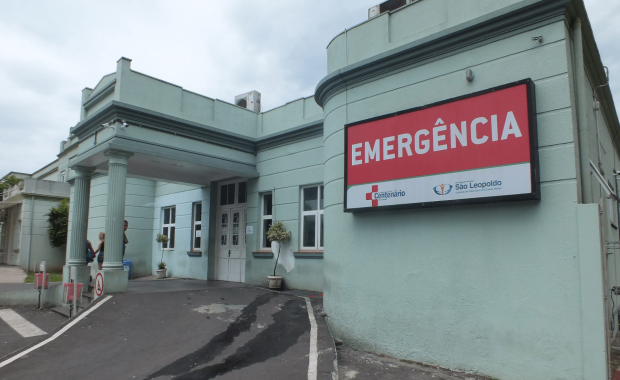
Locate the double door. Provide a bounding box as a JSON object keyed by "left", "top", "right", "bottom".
{"left": 217, "top": 207, "right": 246, "bottom": 282}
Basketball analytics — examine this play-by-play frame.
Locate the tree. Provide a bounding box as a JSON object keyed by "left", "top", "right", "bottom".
{"left": 267, "top": 221, "right": 291, "bottom": 276}
{"left": 0, "top": 175, "right": 23, "bottom": 191}
{"left": 46, "top": 199, "right": 70, "bottom": 248}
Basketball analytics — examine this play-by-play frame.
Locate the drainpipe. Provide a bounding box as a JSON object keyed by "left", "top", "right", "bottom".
{"left": 572, "top": 18, "right": 593, "bottom": 204}
{"left": 27, "top": 195, "right": 34, "bottom": 271}
{"left": 593, "top": 66, "right": 611, "bottom": 170}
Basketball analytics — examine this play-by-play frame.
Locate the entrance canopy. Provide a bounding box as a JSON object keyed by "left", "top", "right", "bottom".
{"left": 68, "top": 102, "right": 259, "bottom": 186}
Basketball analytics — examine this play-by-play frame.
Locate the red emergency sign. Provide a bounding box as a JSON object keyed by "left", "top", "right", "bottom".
{"left": 344, "top": 79, "right": 540, "bottom": 212}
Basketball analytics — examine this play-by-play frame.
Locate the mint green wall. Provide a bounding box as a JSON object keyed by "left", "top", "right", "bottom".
{"left": 71, "top": 175, "right": 209, "bottom": 279}
{"left": 245, "top": 136, "right": 324, "bottom": 291}
{"left": 326, "top": 0, "right": 527, "bottom": 74}
{"left": 81, "top": 58, "right": 321, "bottom": 140}
{"left": 259, "top": 97, "right": 322, "bottom": 137}
{"left": 151, "top": 184, "right": 209, "bottom": 279}
{"left": 18, "top": 196, "right": 67, "bottom": 272}
{"left": 321, "top": 15, "right": 607, "bottom": 380}
{"left": 85, "top": 176, "right": 156, "bottom": 278}
{"left": 2, "top": 204, "right": 22, "bottom": 267}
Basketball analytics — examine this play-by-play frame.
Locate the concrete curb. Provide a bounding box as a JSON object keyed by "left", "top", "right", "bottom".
{"left": 0, "top": 284, "right": 64, "bottom": 308}
{"left": 323, "top": 317, "right": 339, "bottom": 380}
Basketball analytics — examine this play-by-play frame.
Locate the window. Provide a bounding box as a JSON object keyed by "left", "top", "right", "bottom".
{"left": 238, "top": 181, "right": 247, "bottom": 204}
{"left": 191, "top": 202, "right": 202, "bottom": 250}
{"left": 301, "top": 186, "right": 324, "bottom": 250}
{"left": 162, "top": 206, "right": 176, "bottom": 249}
{"left": 220, "top": 184, "right": 236, "bottom": 206}
{"left": 261, "top": 193, "right": 273, "bottom": 249}
{"left": 220, "top": 181, "right": 247, "bottom": 206}
{"left": 60, "top": 171, "right": 66, "bottom": 182}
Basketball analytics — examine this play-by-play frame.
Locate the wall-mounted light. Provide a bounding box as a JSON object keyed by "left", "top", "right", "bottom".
{"left": 465, "top": 69, "right": 474, "bottom": 82}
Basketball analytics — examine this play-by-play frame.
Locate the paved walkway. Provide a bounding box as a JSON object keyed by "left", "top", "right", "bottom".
{"left": 0, "top": 266, "right": 26, "bottom": 284}
{"left": 337, "top": 345, "right": 491, "bottom": 380}
{"left": 0, "top": 266, "right": 34, "bottom": 293}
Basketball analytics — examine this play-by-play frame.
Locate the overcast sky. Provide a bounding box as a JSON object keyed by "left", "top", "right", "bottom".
{"left": 0, "top": 0, "right": 618, "bottom": 177}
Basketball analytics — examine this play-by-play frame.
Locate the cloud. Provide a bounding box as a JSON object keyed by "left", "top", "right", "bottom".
{"left": 0, "top": 0, "right": 618, "bottom": 177}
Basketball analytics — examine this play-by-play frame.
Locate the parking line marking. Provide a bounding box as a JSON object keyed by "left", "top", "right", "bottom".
{"left": 0, "top": 309, "right": 46, "bottom": 338}
{"left": 304, "top": 297, "right": 318, "bottom": 380}
{"left": 0, "top": 295, "right": 112, "bottom": 369}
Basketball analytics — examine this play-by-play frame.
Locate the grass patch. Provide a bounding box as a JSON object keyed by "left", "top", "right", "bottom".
{"left": 24, "top": 271, "right": 63, "bottom": 284}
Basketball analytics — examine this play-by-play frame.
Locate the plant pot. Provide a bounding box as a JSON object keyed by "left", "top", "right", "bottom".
{"left": 268, "top": 275, "right": 283, "bottom": 289}
{"left": 156, "top": 268, "right": 167, "bottom": 279}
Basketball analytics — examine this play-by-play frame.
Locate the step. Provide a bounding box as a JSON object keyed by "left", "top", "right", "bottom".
{"left": 52, "top": 303, "right": 87, "bottom": 318}
{"left": 51, "top": 306, "right": 70, "bottom": 318}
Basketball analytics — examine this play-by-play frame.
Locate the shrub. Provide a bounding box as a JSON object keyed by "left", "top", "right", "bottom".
{"left": 46, "top": 199, "right": 70, "bottom": 248}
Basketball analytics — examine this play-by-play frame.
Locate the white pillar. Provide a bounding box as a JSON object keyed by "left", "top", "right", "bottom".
{"left": 64, "top": 166, "right": 95, "bottom": 288}
{"left": 102, "top": 150, "right": 133, "bottom": 271}
{"left": 67, "top": 166, "right": 95, "bottom": 266}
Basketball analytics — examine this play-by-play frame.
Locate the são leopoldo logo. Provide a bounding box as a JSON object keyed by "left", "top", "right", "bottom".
{"left": 433, "top": 184, "right": 453, "bottom": 195}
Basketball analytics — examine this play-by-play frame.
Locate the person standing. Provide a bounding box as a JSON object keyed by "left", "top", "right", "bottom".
{"left": 86, "top": 239, "right": 96, "bottom": 263}
{"left": 94, "top": 232, "right": 105, "bottom": 270}
{"left": 123, "top": 220, "right": 129, "bottom": 258}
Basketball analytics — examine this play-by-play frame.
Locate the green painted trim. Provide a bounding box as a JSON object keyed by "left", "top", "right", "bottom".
{"left": 71, "top": 101, "right": 325, "bottom": 155}
{"left": 72, "top": 101, "right": 256, "bottom": 153}
{"left": 35, "top": 167, "right": 58, "bottom": 180}
{"left": 83, "top": 79, "right": 116, "bottom": 110}
{"left": 87, "top": 73, "right": 115, "bottom": 97}
{"left": 293, "top": 251, "right": 323, "bottom": 259}
{"left": 315, "top": 0, "right": 569, "bottom": 107}
{"left": 257, "top": 121, "right": 323, "bottom": 151}
{"left": 77, "top": 136, "right": 260, "bottom": 178}
{"left": 57, "top": 142, "right": 80, "bottom": 159}
{"left": 252, "top": 251, "right": 274, "bottom": 259}
{"left": 347, "top": 161, "right": 530, "bottom": 189}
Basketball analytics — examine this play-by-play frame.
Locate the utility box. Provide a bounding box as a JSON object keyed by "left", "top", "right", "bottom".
{"left": 234, "top": 91, "right": 261, "bottom": 113}
{"left": 368, "top": 0, "right": 418, "bottom": 19}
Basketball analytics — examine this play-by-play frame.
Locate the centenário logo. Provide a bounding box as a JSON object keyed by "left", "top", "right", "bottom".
{"left": 433, "top": 184, "right": 453, "bottom": 195}
{"left": 365, "top": 185, "right": 406, "bottom": 207}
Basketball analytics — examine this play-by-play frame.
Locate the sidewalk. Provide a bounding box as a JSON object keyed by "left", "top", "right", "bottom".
{"left": 0, "top": 265, "right": 26, "bottom": 283}
{"left": 336, "top": 344, "right": 491, "bottom": 380}
{"left": 0, "top": 265, "right": 32, "bottom": 293}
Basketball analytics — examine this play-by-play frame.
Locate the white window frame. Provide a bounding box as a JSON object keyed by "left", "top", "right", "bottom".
{"left": 191, "top": 202, "right": 202, "bottom": 251}
{"left": 261, "top": 192, "right": 273, "bottom": 250}
{"left": 218, "top": 180, "right": 248, "bottom": 207}
{"left": 60, "top": 171, "right": 66, "bottom": 182}
{"left": 161, "top": 206, "right": 176, "bottom": 250}
{"left": 301, "top": 185, "right": 324, "bottom": 251}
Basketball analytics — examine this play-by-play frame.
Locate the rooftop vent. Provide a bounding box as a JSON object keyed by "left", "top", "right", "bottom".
{"left": 368, "top": 0, "right": 417, "bottom": 19}
{"left": 234, "top": 91, "right": 261, "bottom": 113}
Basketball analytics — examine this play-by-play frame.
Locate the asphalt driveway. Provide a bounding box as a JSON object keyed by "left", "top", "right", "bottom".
{"left": 0, "top": 280, "right": 334, "bottom": 380}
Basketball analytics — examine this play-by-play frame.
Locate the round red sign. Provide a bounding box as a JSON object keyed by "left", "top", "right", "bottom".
{"left": 95, "top": 273, "right": 104, "bottom": 297}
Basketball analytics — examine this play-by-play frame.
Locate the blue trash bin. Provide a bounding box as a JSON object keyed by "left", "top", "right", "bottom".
{"left": 123, "top": 259, "right": 132, "bottom": 279}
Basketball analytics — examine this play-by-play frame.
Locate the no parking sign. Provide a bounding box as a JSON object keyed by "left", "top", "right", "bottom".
{"left": 95, "top": 273, "right": 104, "bottom": 298}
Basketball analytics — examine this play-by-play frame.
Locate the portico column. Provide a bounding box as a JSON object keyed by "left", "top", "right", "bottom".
{"left": 102, "top": 150, "right": 133, "bottom": 271}
{"left": 67, "top": 166, "right": 96, "bottom": 266}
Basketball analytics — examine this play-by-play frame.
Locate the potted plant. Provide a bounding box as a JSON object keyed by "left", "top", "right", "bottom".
{"left": 156, "top": 233, "right": 169, "bottom": 279}
{"left": 266, "top": 221, "right": 291, "bottom": 289}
